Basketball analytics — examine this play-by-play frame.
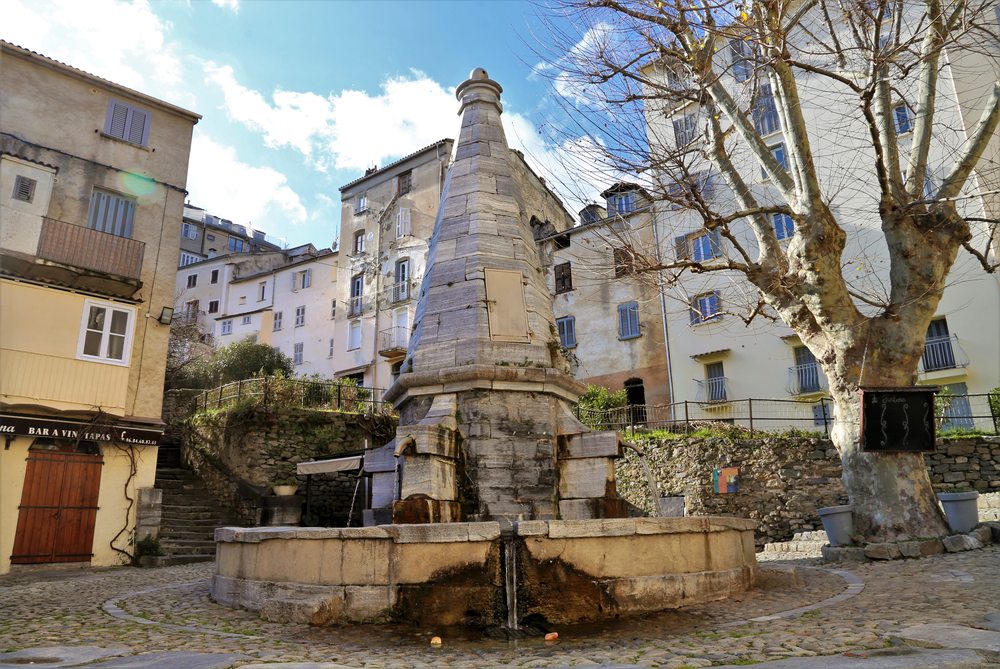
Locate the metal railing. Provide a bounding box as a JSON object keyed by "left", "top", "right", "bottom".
{"left": 694, "top": 377, "right": 729, "bottom": 403}
{"left": 381, "top": 280, "right": 415, "bottom": 305}
{"left": 191, "top": 376, "right": 392, "bottom": 414}
{"left": 786, "top": 363, "right": 828, "bottom": 395}
{"left": 37, "top": 217, "right": 145, "bottom": 281}
{"left": 577, "top": 393, "right": 1000, "bottom": 437}
{"left": 919, "top": 335, "right": 969, "bottom": 373}
{"left": 378, "top": 326, "right": 409, "bottom": 354}
{"left": 347, "top": 296, "right": 364, "bottom": 317}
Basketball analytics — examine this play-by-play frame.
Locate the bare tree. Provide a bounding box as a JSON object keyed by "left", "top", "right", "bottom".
{"left": 535, "top": 0, "right": 1000, "bottom": 542}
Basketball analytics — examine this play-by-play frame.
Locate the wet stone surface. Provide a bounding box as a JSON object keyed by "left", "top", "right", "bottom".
{"left": 0, "top": 545, "right": 998, "bottom": 667}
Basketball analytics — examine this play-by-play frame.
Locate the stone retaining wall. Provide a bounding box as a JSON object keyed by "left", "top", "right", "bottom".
{"left": 616, "top": 435, "right": 1000, "bottom": 548}
{"left": 183, "top": 406, "right": 396, "bottom": 526}
{"left": 212, "top": 517, "right": 757, "bottom": 626}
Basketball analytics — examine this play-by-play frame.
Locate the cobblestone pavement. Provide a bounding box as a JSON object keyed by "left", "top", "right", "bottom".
{"left": 1, "top": 545, "right": 998, "bottom": 668}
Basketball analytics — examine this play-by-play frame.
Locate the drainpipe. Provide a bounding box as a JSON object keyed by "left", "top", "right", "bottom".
{"left": 650, "top": 204, "right": 676, "bottom": 411}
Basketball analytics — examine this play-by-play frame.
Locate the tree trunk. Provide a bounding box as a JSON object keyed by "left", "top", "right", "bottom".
{"left": 826, "top": 341, "right": 949, "bottom": 543}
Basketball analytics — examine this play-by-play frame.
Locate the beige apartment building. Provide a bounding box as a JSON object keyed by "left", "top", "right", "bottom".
{"left": 0, "top": 41, "right": 199, "bottom": 573}
{"left": 641, "top": 6, "right": 1000, "bottom": 429}
{"left": 179, "top": 203, "right": 283, "bottom": 267}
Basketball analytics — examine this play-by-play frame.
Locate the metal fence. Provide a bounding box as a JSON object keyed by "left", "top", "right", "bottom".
{"left": 578, "top": 393, "right": 1000, "bottom": 437}
{"left": 191, "top": 377, "right": 392, "bottom": 415}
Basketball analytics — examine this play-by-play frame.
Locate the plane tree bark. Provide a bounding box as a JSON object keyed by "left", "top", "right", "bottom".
{"left": 538, "top": 0, "right": 1000, "bottom": 542}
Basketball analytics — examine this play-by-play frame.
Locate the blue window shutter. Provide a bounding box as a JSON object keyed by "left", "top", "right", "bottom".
{"left": 709, "top": 229, "right": 722, "bottom": 257}
{"left": 675, "top": 234, "right": 689, "bottom": 260}
{"left": 106, "top": 101, "right": 129, "bottom": 139}
{"left": 710, "top": 292, "right": 721, "bottom": 316}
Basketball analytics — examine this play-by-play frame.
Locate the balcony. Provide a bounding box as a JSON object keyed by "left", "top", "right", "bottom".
{"left": 380, "top": 280, "right": 417, "bottom": 305}
{"left": 0, "top": 217, "right": 144, "bottom": 298}
{"left": 694, "top": 377, "right": 729, "bottom": 403}
{"left": 378, "top": 326, "right": 409, "bottom": 358}
{"left": 347, "top": 296, "right": 364, "bottom": 318}
{"left": 919, "top": 335, "right": 969, "bottom": 374}
{"left": 786, "top": 363, "right": 828, "bottom": 395}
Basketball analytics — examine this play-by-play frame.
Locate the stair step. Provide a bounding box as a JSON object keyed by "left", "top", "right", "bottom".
{"left": 140, "top": 554, "right": 213, "bottom": 568}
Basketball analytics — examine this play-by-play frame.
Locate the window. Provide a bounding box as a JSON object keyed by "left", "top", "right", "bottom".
{"left": 12, "top": 175, "right": 36, "bottom": 203}
{"left": 939, "top": 382, "right": 974, "bottom": 430}
{"left": 221, "top": 319, "right": 233, "bottom": 335}
{"left": 258, "top": 281, "right": 267, "bottom": 301}
{"left": 752, "top": 83, "right": 781, "bottom": 136}
{"left": 618, "top": 301, "right": 641, "bottom": 339}
{"left": 397, "top": 170, "right": 412, "bottom": 195}
{"left": 186, "top": 274, "right": 197, "bottom": 289}
{"left": 293, "top": 269, "right": 312, "bottom": 290}
{"left": 241, "top": 315, "right": 252, "bottom": 325}
{"left": 690, "top": 291, "right": 722, "bottom": 324}
{"left": 103, "top": 99, "right": 150, "bottom": 146}
{"left": 207, "top": 234, "right": 216, "bottom": 242}
{"left": 208, "top": 300, "right": 219, "bottom": 314}
{"left": 228, "top": 237, "right": 246, "bottom": 253}
{"left": 182, "top": 222, "right": 199, "bottom": 240}
{"left": 77, "top": 300, "right": 133, "bottom": 364}
{"left": 356, "top": 192, "right": 368, "bottom": 213}
{"left": 554, "top": 262, "right": 573, "bottom": 293}
{"left": 556, "top": 316, "right": 576, "bottom": 348}
{"left": 554, "top": 234, "right": 570, "bottom": 249}
{"left": 88, "top": 189, "right": 135, "bottom": 238}
{"left": 580, "top": 207, "right": 600, "bottom": 224}
{"left": 179, "top": 252, "right": 201, "bottom": 267}
{"left": 394, "top": 258, "right": 410, "bottom": 302}
{"left": 295, "top": 305, "right": 306, "bottom": 327}
{"left": 705, "top": 362, "right": 727, "bottom": 402}
{"left": 893, "top": 104, "right": 913, "bottom": 134}
{"left": 672, "top": 112, "right": 699, "bottom": 147}
{"left": 764, "top": 142, "right": 788, "bottom": 178}
{"left": 729, "top": 38, "right": 755, "bottom": 82}
{"left": 348, "top": 320, "right": 362, "bottom": 350}
{"left": 396, "top": 207, "right": 411, "bottom": 238}
{"left": 793, "top": 345, "right": 822, "bottom": 393}
{"left": 328, "top": 338, "right": 335, "bottom": 358}
{"left": 293, "top": 342, "right": 304, "bottom": 365}
{"left": 349, "top": 273, "right": 364, "bottom": 316}
{"left": 607, "top": 191, "right": 637, "bottom": 215}
{"left": 688, "top": 229, "right": 723, "bottom": 262}
{"left": 773, "top": 213, "right": 795, "bottom": 241}
{"left": 184, "top": 300, "right": 199, "bottom": 318}
{"left": 273, "top": 311, "right": 283, "bottom": 331}
{"left": 330, "top": 299, "right": 337, "bottom": 319}
{"left": 613, "top": 248, "right": 635, "bottom": 277}
{"left": 812, "top": 402, "right": 831, "bottom": 426}
{"left": 210, "top": 269, "right": 220, "bottom": 284}
{"left": 922, "top": 319, "right": 956, "bottom": 371}
{"left": 353, "top": 230, "right": 366, "bottom": 254}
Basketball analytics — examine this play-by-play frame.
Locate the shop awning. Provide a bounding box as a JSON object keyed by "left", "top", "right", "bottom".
{"left": 297, "top": 455, "right": 363, "bottom": 475}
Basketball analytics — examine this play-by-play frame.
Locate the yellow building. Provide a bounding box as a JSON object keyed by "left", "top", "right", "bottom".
{"left": 0, "top": 41, "right": 199, "bottom": 573}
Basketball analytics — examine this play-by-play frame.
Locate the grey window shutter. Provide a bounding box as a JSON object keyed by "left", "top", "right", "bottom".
{"left": 127, "top": 107, "right": 150, "bottom": 146}
{"left": 305, "top": 269, "right": 312, "bottom": 287}
{"left": 674, "top": 234, "right": 690, "bottom": 260}
{"left": 709, "top": 229, "right": 722, "bottom": 257}
{"left": 106, "top": 101, "right": 129, "bottom": 139}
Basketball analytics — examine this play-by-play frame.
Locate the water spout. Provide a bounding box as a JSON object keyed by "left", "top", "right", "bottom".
{"left": 624, "top": 442, "right": 662, "bottom": 517}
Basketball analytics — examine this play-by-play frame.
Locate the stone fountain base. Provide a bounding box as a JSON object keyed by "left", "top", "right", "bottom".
{"left": 211, "top": 517, "right": 757, "bottom": 626}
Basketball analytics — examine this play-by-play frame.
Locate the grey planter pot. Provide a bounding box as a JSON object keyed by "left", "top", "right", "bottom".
{"left": 937, "top": 491, "right": 979, "bottom": 533}
{"left": 818, "top": 505, "right": 854, "bottom": 546}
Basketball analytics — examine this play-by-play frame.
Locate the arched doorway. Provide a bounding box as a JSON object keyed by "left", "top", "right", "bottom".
{"left": 11, "top": 439, "right": 103, "bottom": 565}
{"left": 624, "top": 378, "right": 647, "bottom": 426}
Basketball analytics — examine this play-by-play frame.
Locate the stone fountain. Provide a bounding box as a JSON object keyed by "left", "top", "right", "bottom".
{"left": 212, "top": 68, "right": 757, "bottom": 628}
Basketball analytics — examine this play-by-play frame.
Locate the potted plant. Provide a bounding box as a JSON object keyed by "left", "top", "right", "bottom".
{"left": 817, "top": 505, "right": 854, "bottom": 546}
{"left": 272, "top": 476, "right": 299, "bottom": 496}
{"left": 937, "top": 489, "right": 980, "bottom": 533}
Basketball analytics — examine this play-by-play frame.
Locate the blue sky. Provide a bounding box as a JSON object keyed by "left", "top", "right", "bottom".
{"left": 5, "top": 0, "right": 611, "bottom": 249}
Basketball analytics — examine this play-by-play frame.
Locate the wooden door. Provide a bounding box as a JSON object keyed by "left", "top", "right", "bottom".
{"left": 11, "top": 443, "right": 103, "bottom": 565}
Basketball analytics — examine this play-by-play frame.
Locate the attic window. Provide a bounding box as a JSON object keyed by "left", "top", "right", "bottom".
{"left": 12, "top": 175, "right": 36, "bottom": 203}
{"left": 554, "top": 234, "right": 570, "bottom": 249}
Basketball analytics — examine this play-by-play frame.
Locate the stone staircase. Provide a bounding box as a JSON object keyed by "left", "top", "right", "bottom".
{"left": 149, "top": 466, "right": 239, "bottom": 566}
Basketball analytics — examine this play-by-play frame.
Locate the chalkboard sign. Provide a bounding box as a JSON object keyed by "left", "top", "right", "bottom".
{"left": 860, "top": 387, "right": 937, "bottom": 452}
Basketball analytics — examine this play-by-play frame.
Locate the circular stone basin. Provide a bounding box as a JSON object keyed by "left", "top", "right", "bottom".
{"left": 212, "top": 516, "right": 757, "bottom": 627}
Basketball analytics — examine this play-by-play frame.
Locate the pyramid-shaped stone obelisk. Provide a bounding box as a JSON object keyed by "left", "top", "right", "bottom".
{"left": 384, "top": 68, "right": 628, "bottom": 523}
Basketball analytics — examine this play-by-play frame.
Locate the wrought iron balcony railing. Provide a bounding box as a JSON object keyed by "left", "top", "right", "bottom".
{"left": 381, "top": 280, "right": 416, "bottom": 305}
{"left": 694, "top": 377, "right": 729, "bottom": 403}
{"left": 347, "top": 296, "right": 364, "bottom": 318}
{"left": 919, "top": 335, "right": 969, "bottom": 373}
{"left": 786, "top": 363, "right": 828, "bottom": 395}
{"left": 378, "top": 326, "right": 409, "bottom": 357}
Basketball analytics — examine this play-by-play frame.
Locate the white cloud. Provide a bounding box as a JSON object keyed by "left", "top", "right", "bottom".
{"left": 3, "top": 0, "right": 185, "bottom": 102}
{"left": 211, "top": 0, "right": 239, "bottom": 12}
{"left": 187, "top": 133, "right": 307, "bottom": 232}
{"left": 204, "top": 63, "right": 456, "bottom": 171}
{"left": 537, "top": 22, "right": 615, "bottom": 108}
